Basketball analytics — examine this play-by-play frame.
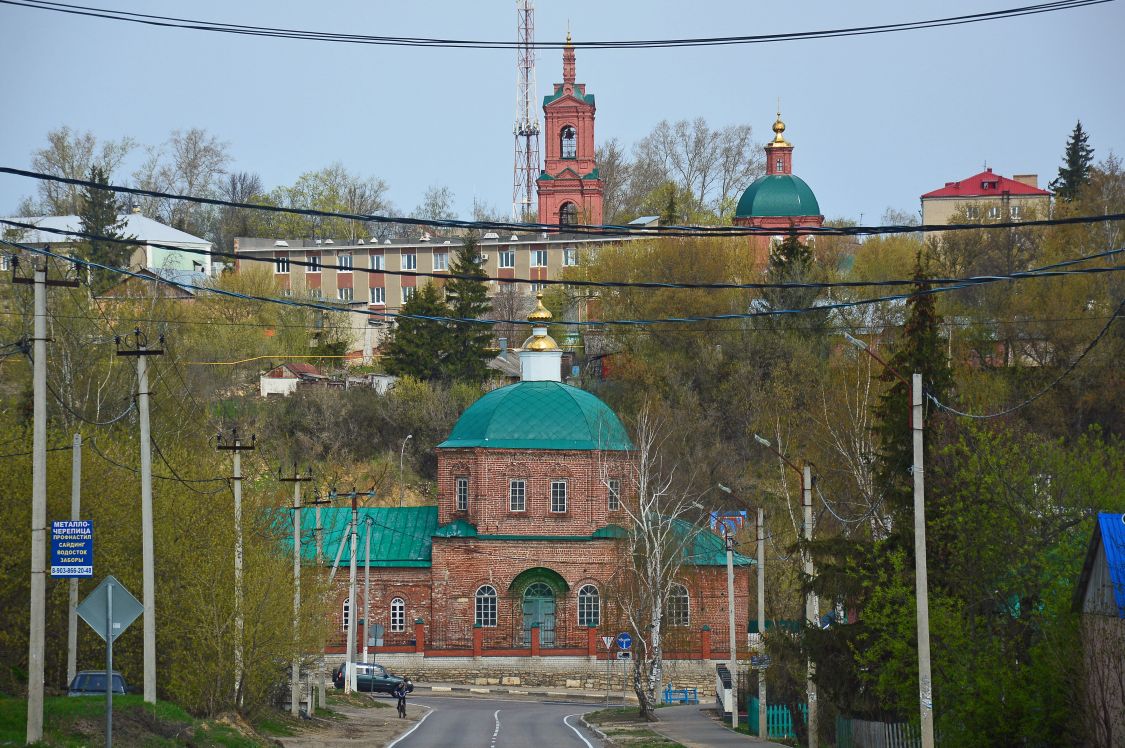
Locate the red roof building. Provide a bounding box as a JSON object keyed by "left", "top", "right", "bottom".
{"left": 921, "top": 168, "right": 1051, "bottom": 227}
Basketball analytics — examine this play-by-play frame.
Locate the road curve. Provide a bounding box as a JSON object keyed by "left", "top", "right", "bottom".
{"left": 390, "top": 695, "right": 604, "bottom": 748}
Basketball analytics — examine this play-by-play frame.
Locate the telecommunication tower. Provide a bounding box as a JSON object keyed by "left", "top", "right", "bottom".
{"left": 512, "top": 0, "right": 541, "bottom": 223}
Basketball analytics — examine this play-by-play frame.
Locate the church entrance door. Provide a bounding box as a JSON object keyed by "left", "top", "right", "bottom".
{"left": 521, "top": 582, "right": 556, "bottom": 647}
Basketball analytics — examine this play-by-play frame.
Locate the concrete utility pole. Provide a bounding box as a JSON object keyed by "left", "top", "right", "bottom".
{"left": 16, "top": 257, "right": 77, "bottom": 743}
{"left": 116, "top": 327, "right": 163, "bottom": 704}
{"left": 757, "top": 507, "right": 767, "bottom": 740}
{"left": 913, "top": 373, "right": 935, "bottom": 748}
{"left": 67, "top": 432, "right": 82, "bottom": 687}
{"left": 311, "top": 491, "right": 330, "bottom": 709}
{"left": 724, "top": 532, "right": 738, "bottom": 730}
{"left": 803, "top": 463, "right": 818, "bottom": 748}
{"left": 217, "top": 427, "right": 254, "bottom": 708}
{"left": 345, "top": 491, "right": 359, "bottom": 694}
{"left": 363, "top": 518, "right": 373, "bottom": 663}
{"left": 279, "top": 464, "right": 312, "bottom": 717}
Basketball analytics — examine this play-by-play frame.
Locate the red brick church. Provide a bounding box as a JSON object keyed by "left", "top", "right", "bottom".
{"left": 318, "top": 299, "right": 750, "bottom": 662}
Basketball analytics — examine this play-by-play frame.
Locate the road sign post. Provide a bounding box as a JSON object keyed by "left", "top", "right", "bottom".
{"left": 601, "top": 635, "right": 615, "bottom": 706}
{"left": 615, "top": 632, "right": 632, "bottom": 703}
{"left": 77, "top": 575, "right": 143, "bottom": 748}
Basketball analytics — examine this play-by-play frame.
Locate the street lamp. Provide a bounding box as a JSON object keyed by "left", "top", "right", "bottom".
{"left": 753, "top": 434, "right": 818, "bottom": 748}
{"left": 843, "top": 333, "right": 935, "bottom": 748}
{"left": 718, "top": 484, "right": 767, "bottom": 739}
{"left": 398, "top": 431, "right": 411, "bottom": 508}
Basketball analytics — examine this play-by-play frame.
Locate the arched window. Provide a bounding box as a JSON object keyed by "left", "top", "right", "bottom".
{"left": 666, "top": 583, "right": 690, "bottom": 627}
{"left": 342, "top": 597, "right": 351, "bottom": 631}
{"left": 475, "top": 585, "right": 498, "bottom": 627}
{"left": 390, "top": 597, "right": 406, "bottom": 632}
{"left": 560, "top": 202, "right": 578, "bottom": 226}
{"left": 577, "top": 585, "right": 600, "bottom": 628}
{"left": 561, "top": 126, "right": 577, "bottom": 159}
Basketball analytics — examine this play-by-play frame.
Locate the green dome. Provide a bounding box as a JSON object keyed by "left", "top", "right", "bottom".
{"left": 734, "top": 174, "right": 821, "bottom": 218}
{"left": 439, "top": 381, "right": 633, "bottom": 451}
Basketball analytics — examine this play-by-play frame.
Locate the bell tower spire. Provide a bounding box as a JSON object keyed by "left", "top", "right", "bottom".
{"left": 563, "top": 29, "right": 575, "bottom": 85}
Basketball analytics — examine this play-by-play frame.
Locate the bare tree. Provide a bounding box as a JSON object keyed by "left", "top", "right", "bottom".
{"left": 23, "top": 126, "right": 135, "bottom": 215}
{"left": 603, "top": 406, "right": 701, "bottom": 721}
{"left": 132, "top": 128, "right": 231, "bottom": 238}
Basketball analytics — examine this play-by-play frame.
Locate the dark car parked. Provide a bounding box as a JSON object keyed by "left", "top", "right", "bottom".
{"left": 332, "top": 662, "right": 413, "bottom": 695}
{"left": 67, "top": 670, "right": 127, "bottom": 696}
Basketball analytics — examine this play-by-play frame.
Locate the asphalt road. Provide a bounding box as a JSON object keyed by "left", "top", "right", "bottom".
{"left": 388, "top": 695, "right": 605, "bottom": 748}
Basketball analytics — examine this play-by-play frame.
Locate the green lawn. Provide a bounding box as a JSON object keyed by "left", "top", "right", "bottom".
{"left": 0, "top": 696, "right": 270, "bottom": 747}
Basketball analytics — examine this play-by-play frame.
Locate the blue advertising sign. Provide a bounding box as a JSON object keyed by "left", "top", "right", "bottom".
{"left": 615, "top": 632, "right": 632, "bottom": 650}
{"left": 51, "top": 520, "right": 93, "bottom": 577}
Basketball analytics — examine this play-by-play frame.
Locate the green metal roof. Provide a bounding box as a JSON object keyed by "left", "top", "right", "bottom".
{"left": 543, "top": 85, "right": 594, "bottom": 106}
{"left": 291, "top": 506, "right": 438, "bottom": 568}
{"left": 438, "top": 380, "right": 633, "bottom": 451}
{"left": 734, "top": 174, "right": 821, "bottom": 218}
{"left": 673, "top": 518, "right": 754, "bottom": 567}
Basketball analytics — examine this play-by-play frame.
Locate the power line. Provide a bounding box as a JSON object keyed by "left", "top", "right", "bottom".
{"left": 7, "top": 238, "right": 1125, "bottom": 328}
{"left": 928, "top": 298, "right": 1124, "bottom": 419}
{"left": 0, "top": 0, "right": 1110, "bottom": 49}
{"left": 3, "top": 217, "right": 1125, "bottom": 297}
{"left": 3, "top": 167, "right": 1123, "bottom": 239}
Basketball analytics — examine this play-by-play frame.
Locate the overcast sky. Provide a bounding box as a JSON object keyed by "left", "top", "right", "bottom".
{"left": 1, "top": 0, "right": 1122, "bottom": 224}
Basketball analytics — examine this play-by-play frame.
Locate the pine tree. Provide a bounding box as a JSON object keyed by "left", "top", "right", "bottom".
{"left": 871, "top": 252, "right": 953, "bottom": 526}
{"left": 442, "top": 232, "right": 493, "bottom": 383}
{"left": 761, "top": 235, "right": 826, "bottom": 335}
{"left": 1049, "top": 120, "right": 1095, "bottom": 201}
{"left": 382, "top": 283, "right": 453, "bottom": 381}
{"left": 77, "top": 165, "right": 133, "bottom": 294}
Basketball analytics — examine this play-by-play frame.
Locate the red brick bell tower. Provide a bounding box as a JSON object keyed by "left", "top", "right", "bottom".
{"left": 537, "top": 33, "right": 604, "bottom": 227}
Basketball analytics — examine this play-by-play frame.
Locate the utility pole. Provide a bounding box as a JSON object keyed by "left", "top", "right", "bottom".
{"left": 116, "top": 327, "right": 163, "bottom": 705}
{"left": 217, "top": 426, "right": 255, "bottom": 709}
{"left": 913, "top": 373, "right": 935, "bottom": 748}
{"left": 803, "top": 463, "right": 818, "bottom": 748}
{"left": 345, "top": 491, "right": 358, "bottom": 694}
{"left": 67, "top": 432, "right": 82, "bottom": 687}
{"left": 757, "top": 507, "right": 767, "bottom": 740}
{"left": 363, "top": 517, "right": 373, "bottom": 663}
{"left": 724, "top": 531, "right": 738, "bottom": 730}
{"left": 15, "top": 256, "right": 78, "bottom": 743}
{"left": 311, "top": 490, "right": 330, "bottom": 709}
{"left": 279, "top": 464, "right": 312, "bottom": 718}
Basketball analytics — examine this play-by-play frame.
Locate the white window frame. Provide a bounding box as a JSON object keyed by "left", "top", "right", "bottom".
{"left": 342, "top": 597, "right": 351, "bottom": 631}
{"left": 775, "top": 157, "right": 784, "bottom": 173}
{"left": 577, "top": 584, "right": 600, "bottom": 628}
{"left": 562, "top": 248, "right": 578, "bottom": 267}
{"left": 402, "top": 286, "right": 416, "bottom": 302}
{"left": 338, "top": 253, "right": 353, "bottom": 272}
{"left": 371, "top": 254, "right": 385, "bottom": 271}
{"left": 390, "top": 597, "right": 406, "bottom": 633}
{"left": 550, "top": 479, "right": 567, "bottom": 513}
{"left": 370, "top": 287, "right": 385, "bottom": 304}
{"left": 499, "top": 250, "right": 515, "bottom": 269}
{"left": 1010, "top": 205, "right": 1022, "bottom": 220}
{"left": 307, "top": 255, "right": 321, "bottom": 272}
{"left": 532, "top": 249, "right": 548, "bottom": 267}
{"left": 607, "top": 478, "right": 621, "bottom": 511}
{"left": 434, "top": 252, "right": 448, "bottom": 271}
{"left": 509, "top": 479, "right": 526, "bottom": 512}
{"left": 338, "top": 287, "right": 353, "bottom": 302}
{"left": 403, "top": 253, "right": 417, "bottom": 270}
{"left": 475, "top": 585, "right": 498, "bottom": 627}
{"left": 531, "top": 282, "right": 546, "bottom": 293}
{"left": 455, "top": 476, "right": 469, "bottom": 512}
{"left": 275, "top": 255, "right": 290, "bottom": 274}
{"left": 988, "top": 205, "right": 1001, "bottom": 219}
{"left": 309, "top": 288, "right": 322, "bottom": 299}
{"left": 667, "top": 584, "right": 690, "bottom": 627}
{"left": 281, "top": 288, "right": 293, "bottom": 298}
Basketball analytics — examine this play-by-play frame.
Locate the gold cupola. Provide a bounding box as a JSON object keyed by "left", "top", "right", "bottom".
{"left": 766, "top": 111, "right": 791, "bottom": 149}
{"left": 523, "top": 293, "right": 559, "bottom": 352}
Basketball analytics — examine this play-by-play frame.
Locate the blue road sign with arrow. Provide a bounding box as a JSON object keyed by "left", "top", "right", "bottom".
{"left": 615, "top": 632, "right": 632, "bottom": 650}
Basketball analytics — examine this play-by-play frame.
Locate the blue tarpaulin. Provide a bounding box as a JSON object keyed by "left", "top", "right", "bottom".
{"left": 1099, "top": 513, "right": 1125, "bottom": 618}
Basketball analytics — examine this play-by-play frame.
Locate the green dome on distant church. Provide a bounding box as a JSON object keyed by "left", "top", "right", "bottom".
{"left": 438, "top": 381, "right": 632, "bottom": 451}
{"left": 734, "top": 174, "right": 821, "bottom": 218}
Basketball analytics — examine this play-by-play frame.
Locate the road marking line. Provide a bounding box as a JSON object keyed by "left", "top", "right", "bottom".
{"left": 490, "top": 708, "right": 501, "bottom": 748}
{"left": 563, "top": 714, "right": 595, "bottom": 748}
{"left": 386, "top": 704, "right": 433, "bottom": 748}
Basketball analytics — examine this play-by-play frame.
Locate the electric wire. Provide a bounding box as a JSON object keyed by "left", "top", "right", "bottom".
{"left": 928, "top": 297, "right": 1124, "bottom": 419}
{"left": 0, "top": 0, "right": 1110, "bottom": 50}
{"left": 3, "top": 167, "right": 1124, "bottom": 239}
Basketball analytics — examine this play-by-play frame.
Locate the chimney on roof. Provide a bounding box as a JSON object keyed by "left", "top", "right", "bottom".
{"left": 1013, "top": 174, "right": 1039, "bottom": 188}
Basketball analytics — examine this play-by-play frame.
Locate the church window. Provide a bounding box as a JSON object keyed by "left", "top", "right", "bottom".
{"left": 578, "top": 585, "right": 600, "bottom": 627}
{"left": 510, "top": 479, "right": 527, "bottom": 512}
{"left": 667, "top": 583, "right": 690, "bottom": 627}
{"left": 775, "top": 158, "right": 783, "bottom": 173}
{"left": 475, "top": 585, "right": 498, "bottom": 627}
{"left": 403, "top": 253, "right": 417, "bottom": 270}
{"left": 499, "top": 250, "right": 515, "bottom": 268}
{"left": 342, "top": 597, "right": 351, "bottom": 630}
{"left": 532, "top": 249, "right": 548, "bottom": 267}
{"left": 455, "top": 477, "right": 469, "bottom": 511}
{"left": 560, "top": 203, "right": 578, "bottom": 226}
{"left": 390, "top": 597, "right": 406, "bottom": 632}
{"left": 607, "top": 478, "right": 621, "bottom": 511}
{"left": 550, "top": 480, "right": 568, "bottom": 513}
{"left": 561, "top": 125, "right": 577, "bottom": 159}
